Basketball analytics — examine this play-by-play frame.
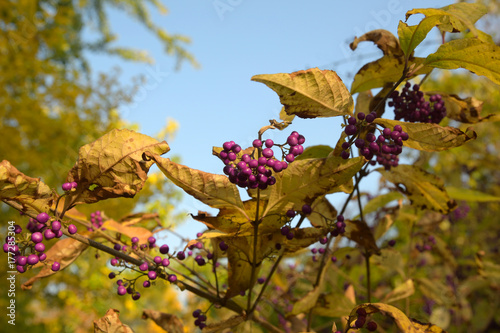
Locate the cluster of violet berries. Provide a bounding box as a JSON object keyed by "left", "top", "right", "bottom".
{"left": 415, "top": 235, "right": 436, "bottom": 253}
{"left": 353, "top": 308, "right": 378, "bottom": 331}
{"left": 108, "top": 236, "right": 179, "bottom": 300}
{"left": 3, "top": 212, "right": 77, "bottom": 274}
{"left": 342, "top": 111, "right": 409, "bottom": 170}
{"left": 61, "top": 181, "right": 78, "bottom": 192}
{"left": 388, "top": 82, "right": 446, "bottom": 124}
{"left": 88, "top": 210, "right": 104, "bottom": 231}
{"left": 192, "top": 309, "right": 207, "bottom": 329}
{"left": 220, "top": 131, "right": 305, "bottom": 189}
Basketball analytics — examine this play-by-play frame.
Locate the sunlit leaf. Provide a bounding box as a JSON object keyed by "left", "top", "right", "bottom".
{"left": 359, "top": 191, "right": 403, "bottom": 217}
{"left": 378, "top": 164, "right": 456, "bottom": 213}
{"left": 374, "top": 214, "right": 395, "bottom": 241}
{"left": 252, "top": 68, "right": 354, "bottom": 118}
{"left": 383, "top": 279, "right": 415, "bottom": 304}
{"left": 307, "top": 196, "right": 337, "bottom": 228}
{"left": 295, "top": 145, "right": 334, "bottom": 160}
{"left": 354, "top": 90, "right": 373, "bottom": 117}
{"left": 424, "top": 38, "right": 500, "bottom": 85}
{"left": 93, "top": 309, "right": 134, "bottom": 333}
{"left": 100, "top": 219, "right": 153, "bottom": 244}
{"left": 374, "top": 118, "right": 477, "bottom": 152}
{"left": 225, "top": 237, "right": 256, "bottom": 299}
{"left": 141, "top": 309, "right": 184, "bottom": 333}
{"left": 22, "top": 237, "right": 88, "bottom": 290}
{"left": 446, "top": 186, "right": 500, "bottom": 202}
{"left": 349, "top": 303, "right": 447, "bottom": 333}
{"left": 0, "top": 160, "right": 56, "bottom": 216}
{"left": 405, "top": 3, "right": 487, "bottom": 35}
{"left": 349, "top": 29, "right": 403, "bottom": 57}
{"left": 66, "top": 129, "right": 169, "bottom": 205}
{"left": 148, "top": 155, "right": 247, "bottom": 218}
{"left": 398, "top": 16, "right": 442, "bottom": 59}
{"left": 351, "top": 56, "right": 432, "bottom": 94}
{"left": 263, "top": 156, "right": 364, "bottom": 217}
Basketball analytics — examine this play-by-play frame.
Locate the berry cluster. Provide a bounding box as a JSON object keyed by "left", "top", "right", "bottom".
{"left": 342, "top": 112, "right": 409, "bottom": 170}
{"left": 354, "top": 308, "right": 377, "bottom": 331}
{"left": 416, "top": 235, "right": 436, "bottom": 252}
{"left": 61, "top": 181, "right": 78, "bottom": 192}
{"left": 88, "top": 210, "right": 104, "bottom": 231}
{"left": 388, "top": 82, "right": 446, "bottom": 123}
{"left": 220, "top": 131, "right": 305, "bottom": 189}
{"left": 2, "top": 212, "right": 77, "bottom": 274}
{"left": 192, "top": 309, "right": 207, "bottom": 329}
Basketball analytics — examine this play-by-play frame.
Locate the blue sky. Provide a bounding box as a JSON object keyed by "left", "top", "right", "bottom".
{"left": 88, "top": 0, "right": 450, "bottom": 233}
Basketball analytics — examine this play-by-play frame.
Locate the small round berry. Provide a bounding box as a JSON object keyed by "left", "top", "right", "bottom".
{"left": 331, "top": 256, "right": 337, "bottom": 263}
{"left": 35, "top": 243, "right": 45, "bottom": 252}
{"left": 365, "top": 113, "right": 376, "bottom": 123}
{"left": 286, "top": 210, "right": 296, "bottom": 218}
{"left": 388, "top": 239, "right": 396, "bottom": 247}
{"left": 257, "top": 277, "right": 265, "bottom": 284}
{"left": 285, "top": 154, "right": 295, "bottom": 163}
{"left": 68, "top": 224, "right": 77, "bottom": 234}
{"left": 17, "top": 256, "right": 27, "bottom": 266}
{"left": 139, "top": 262, "right": 148, "bottom": 271}
{"left": 143, "top": 280, "right": 151, "bottom": 288}
{"left": 154, "top": 256, "right": 162, "bottom": 264}
{"left": 286, "top": 232, "right": 294, "bottom": 240}
{"left": 110, "top": 258, "right": 119, "bottom": 266}
{"left": 297, "top": 135, "right": 305, "bottom": 145}
{"left": 168, "top": 274, "right": 177, "bottom": 282}
{"left": 302, "top": 204, "right": 312, "bottom": 215}
{"left": 117, "top": 286, "right": 127, "bottom": 296}
{"left": 131, "top": 237, "right": 139, "bottom": 243}
{"left": 193, "top": 309, "right": 201, "bottom": 318}
{"left": 148, "top": 237, "right": 156, "bottom": 245}
{"left": 356, "top": 308, "right": 367, "bottom": 316}
{"left": 348, "top": 117, "right": 357, "bottom": 125}
{"left": 262, "top": 148, "right": 274, "bottom": 158}
{"left": 341, "top": 150, "right": 350, "bottom": 159}
{"left": 51, "top": 261, "right": 61, "bottom": 271}
{"left": 108, "top": 272, "right": 116, "bottom": 279}
{"left": 148, "top": 271, "right": 157, "bottom": 280}
{"left": 51, "top": 220, "right": 61, "bottom": 231}
{"left": 162, "top": 258, "right": 170, "bottom": 267}
{"left": 232, "top": 145, "right": 241, "bottom": 153}
{"left": 219, "top": 241, "right": 229, "bottom": 251}
{"left": 27, "top": 254, "right": 39, "bottom": 265}
{"left": 177, "top": 251, "right": 186, "bottom": 260}
{"left": 62, "top": 182, "right": 72, "bottom": 191}
{"left": 37, "top": 212, "right": 50, "bottom": 224}
{"left": 357, "top": 112, "right": 366, "bottom": 120}
{"left": 132, "top": 292, "right": 141, "bottom": 301}
{"left": 71, "top": 182, "right": 77, "bottom": 189}
{"left": 159, "top": 244, "right": 169, "bottom": 254}
{"left": 366, "top": 321, "right": 378, "bottom": 331}
{"left": 223, "top": 141, "right": 234, "bottom": 151}
{"left": 38, "top": 253, "right": 47, "bottom": 261}
{"left": 355, "top": 316, "right": 366, "bottom": 328}
{"left": 281, "top": 226, "right": 290, "bottom": 236}
{"left": 31, "top": 232, "right": 43, "bottom": 244}
{"left": 113, "top": 243, "right": 121, "bottom": 251}
{"left": 345, "top": 124, "right": 357, "bottom": 136}
{"left": 265, "top": 139, "right": 274, "bottom": 148}
{"left": 287, "top": 136, "right": 298, "bottom": 146}
{"left": 253, "top": 139, "right": 262, "bottom": 148}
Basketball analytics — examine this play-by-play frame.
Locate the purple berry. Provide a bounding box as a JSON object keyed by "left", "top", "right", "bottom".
{"left": 31, "top": 232, "right": 43, "bottom": 243}
{"left": 162, "top": 258, "right": 170, "bottom": 266}
{"left": 71, "top": 182, "right": 77, "bottom": 189}
{"left": 68, "top": 224, "right": 77, "bottom": 234}
{"left": 357, "top": 112, "right": 365, "bottom": 120}
{"left": 302, "top": 204, "right": 312, "bottom": 215}
{"left": 132, "top": 292, "right": 141, "bottom": 300}
{"left": 27, "top": 254, "right": 39, "bottom": 265}
{"left": 131, "top": 237, "right": 139, "bottom": 243}
{"left": 143, "top": 280, "right": 151, "bottom": 288}
{"left": 159, "top": 244, "right": 169, "bottom": 254}
{"left": 168, "top": 274, "right": 177, "bottom": 282}
{"left": 51, "top": 261, "right": 61, "bottom": 271}
{"left": 262, "top": 148, "right": 273, "bottom": 158}
{"left": 109, "top": 272, "right": 116, "bottom": 279}
{"left": 345, "top": 124, "right": 357, "bottom": 136}
{"left": 51, "top": 221, "right": 61, "bottom": 231}
{"left": 38, "top": 253, "right": 47, "bottom": 261}
{"left": 110, "top": 258, "right": 119, "bottom": 266}
{"left": 253, "top": 139, "right": 262, "bottom": 148}
{"left": 148, "top": 271, "right": 157, "bottom": 280}
{"left": 366, "top": 321, "right": 378, "bottom": 331}
{"left": 139, "top": 262, "right": 148, "bottom": 271}
{"left": 287, "top": 136, "right": 298, "bottom": 146}
{"left": 37, "top": 212, "right": 50, "bottom": 224}
{"left": 117, "top": 286, "right": 127, "bottom": 296}
{"left": 62, "top": 182, "right": 72, "bottom": 191}
{"left": 265, "top": 139, "right": 274, "bottom": 148}
{"left": 286, "top": 210, "right": 296, "bottom": 218}
{"left": 154, "top": 256, "right": 162, "bottom": 264}
{"left": 148, "top": 236, "right": 156, "bottom": 245}
{"left": 177, "top": 251, "right": 186, "bottom": 260}
{"left": 17, "top": 256, "right": 27, "bottom": 266}
{"left": 35, "top": 243, "right": 45, "bottom": 252}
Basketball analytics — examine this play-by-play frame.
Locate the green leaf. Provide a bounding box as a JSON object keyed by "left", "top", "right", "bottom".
{"left": 312, "top": 292, "right": 355, "bottom": 317}
{"left": 374, "top": 118, "right": 477, "bottom": 152}
{"left": 424, "top": 38, "right": 500, "bottom": 85}
{"left": 446, "top": 186, "right": 500, "bottom": 202}
{"left": 225, "top": 237, "right": 256, "bottom": 299}
{"left": 295, "top": 145, "right": 333, "bottom": 160}
{"left": 398, "top": 16, "right": 442, "bottom": 58}
{"left": 383, "top": 279, "right": 415, "bottom": 304}
{"left": 263, "top": 156, "right": 364, "bottom": 217}
{"left": 349, "top": 303, "right": 448, "bottom": 333}
{"left": 360, "top": 191, "right": 403, "bottom": 217}
{"left": 289, "top": 257, "right": 331, "bottom": 315}
{"left": 0, "top": 160, "right": 56, "bottom": 216}
{"left": 378, "top": 164, "right": 457, "bottom": 214}
{"left": 149, "top": 155, "right": 247, "bottom": 218}
{"left": 251, "top": 68, "right": 353, "bottom": 118}
{"left": 66, "top": 129, "right": 169, "bottom": 205}
{"left": 351, "top": 56, "right": 431, "bottom": 94}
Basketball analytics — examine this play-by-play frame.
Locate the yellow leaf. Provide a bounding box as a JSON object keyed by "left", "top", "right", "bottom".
{"left": 94, "top": 309, "right": 134, "bottom": 333}
{"left": 252, "top": 68, "right": 353, "bottom": 118}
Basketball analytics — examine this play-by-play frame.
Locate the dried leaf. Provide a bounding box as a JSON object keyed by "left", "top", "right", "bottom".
{"left": 378, "top": 164, "right": 457, "bottom": 214}
{"left": 22, "top": 237, "right": 88, "bottom": 290}
{"left": 142, "top": 309, "right": 184, "bottom": 333}
{"left": 383, "top": 279, "right": 415, "bottom": 304}
{"left": 350, "top": 29, "right": 404, "bottom": 57}
{"left": 203, "top": 315, "right": 245, "bottom": 333}
{"left": 66, "top": 129, "right": 169, "bottom": 205}
{"left": 0, "top": 160, "right": 56, "bottom": 216}
{"left": 344, "top": 219, "right": 380, "bottom": 255}
{"left": 94, "top": 309, "right": 134, "bottom": 333}
{"left": 252, "top": 68, "right": 353, "bottom": 118}
{"left": 436, "top": 93, "right": 500, "bottom": 123}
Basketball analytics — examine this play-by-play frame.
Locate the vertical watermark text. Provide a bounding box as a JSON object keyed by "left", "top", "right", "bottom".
{"left": 6, "top": 220, "right": 17, "bottom": 325}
